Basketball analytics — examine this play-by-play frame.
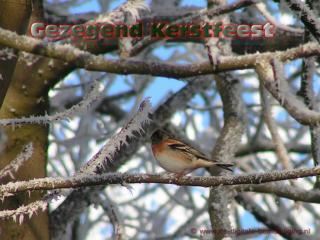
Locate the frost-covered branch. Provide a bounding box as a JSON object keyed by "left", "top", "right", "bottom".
{"left": 205, "top": 1, "right": 233, "bottom": 234}
{"left": 0, "top": 143, "right": 33, "bottom": 182}
{"left": 285, "top": 0, "right": 320, "bottom": 41}
{"left": 0, "top": 95, "right": 151, "bottom": 226}
{"left": 0, "top": 200, "right": 47, "bottom": 224}
{"left": 1, "top": 166, "right": 320, "bottom": 197}
{"left": 0, "top": 26, "right": 319, "bottom": 78}
{"left": 78, "top": 97, "right": 152, "bottom": 174}
{"left": 0, "top": 80, "right": 103, "bottom": 127}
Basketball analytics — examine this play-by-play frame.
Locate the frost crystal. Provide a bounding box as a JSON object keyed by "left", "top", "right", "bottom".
{"left": 19, "top": 214, "right": 24, "bottom": 225}
{"left": 20, "top": 52, "right": 40, "bottom": 66}
{"left": 48, "top": 59, "right": 55, "bottom": 68}
{"left": 0, "top": 143, "right": 33, "bottom": 181}
{"left": 0, "top": 200, "right": 47, "bottom": 221}
{"left": 0, "top": 47, "right": 16, "bottom": 60}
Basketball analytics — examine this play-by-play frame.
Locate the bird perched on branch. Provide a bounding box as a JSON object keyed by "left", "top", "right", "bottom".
{"left": 151, "top": 130, "right": 233, "bottom": 177}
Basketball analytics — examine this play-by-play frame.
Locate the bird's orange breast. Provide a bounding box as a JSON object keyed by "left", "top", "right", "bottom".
{"left": 152, "top": 141, "right": 166, "bottom": 156}
{"left": 152, "top": 140, "right": 193, "bottom": 173}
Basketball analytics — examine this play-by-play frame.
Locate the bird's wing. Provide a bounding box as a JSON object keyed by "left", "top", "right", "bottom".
{"left": 165, "top": 139, "right": 234, "bottom": 171}
{"left": 166, "top": 139, "right": 210, "bottom": 161}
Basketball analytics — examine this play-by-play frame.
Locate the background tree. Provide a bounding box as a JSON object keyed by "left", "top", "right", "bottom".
{"left": 0, "top": 0, "right": 320, "bottom": 239}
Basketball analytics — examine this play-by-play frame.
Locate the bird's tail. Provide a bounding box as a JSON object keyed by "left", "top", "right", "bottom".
{"left": 198, "top": 159, "right": 234, "bottom": 171}
{"left": 215, "top": 163, "right": 234, "bottom": 172}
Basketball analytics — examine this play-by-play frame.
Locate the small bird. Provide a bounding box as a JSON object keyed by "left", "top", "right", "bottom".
{"left": 151, "top": 130, "right": 234, "bottom": 177}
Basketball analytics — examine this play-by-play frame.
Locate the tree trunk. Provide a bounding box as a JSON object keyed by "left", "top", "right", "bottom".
{"left": 0, "top": 1, "right": 49, "bottom": 239}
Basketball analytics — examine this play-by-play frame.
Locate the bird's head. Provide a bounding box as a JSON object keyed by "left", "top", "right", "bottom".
{"left": 151, "top": 130, "right": 170, "bottom": 144}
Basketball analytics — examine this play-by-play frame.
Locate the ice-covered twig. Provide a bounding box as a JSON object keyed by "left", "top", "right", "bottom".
{"left": 0, "top": 80, "right": 103, "bottom": 127}
{"left": 0, "top": 142, "right": 33, "bottom": 181}
{"left": 79, "top": 97, "right": 152, "bottom": 174}
{"left": 0, "top": 200, "right": 47, "bottom": 224}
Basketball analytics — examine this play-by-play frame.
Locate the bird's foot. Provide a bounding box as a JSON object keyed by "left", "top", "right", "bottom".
{"left": 173, "top": 172, "right": 187, "bottom": 180}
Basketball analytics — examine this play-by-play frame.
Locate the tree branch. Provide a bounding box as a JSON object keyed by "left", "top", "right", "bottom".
{"left": 1, "top": 166, "right": 320, "bottom": 197}
{"left": 0, "top": 142, "right": 33, "bottom": 183}
{"left": 208, "top": 72, "right": 246, "bottom": 236}
{"left": 260, "top": 84, "right": 292, "bottom": 169}
{"left": 238, "top": 182, "right": 320, "bottom": 203}
{"left": 285, "top": 0, "right": 320, "bottom": 42}
{"left": 236, "top": 141, "right": 310, "bottom": 156}
{"left": 0, "top": 27, "right": 319, "bottom": 78}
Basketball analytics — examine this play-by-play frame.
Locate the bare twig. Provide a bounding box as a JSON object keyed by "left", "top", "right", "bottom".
{"left": 260, "top": 80, "right": 292, "bottom": 170}
{"left": 129, "top": 0, "right": 257, "bottom": 56}
{"left": 236, "top": 141, "right": 310, "bottom": 156}
{"left": 238, "top": 182, "right": 320, "bottom": 203}
{"left": 256, "top": 57, "right": 320, "bottom": 126}
{"left": 1, "top": 97, "right": 151, "bottom": 234}
{"left": 95, "top": 196, "right": 123, "bottom": 240}
{"left": 255, "top": 2, "right": 303, "bottom": 34}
